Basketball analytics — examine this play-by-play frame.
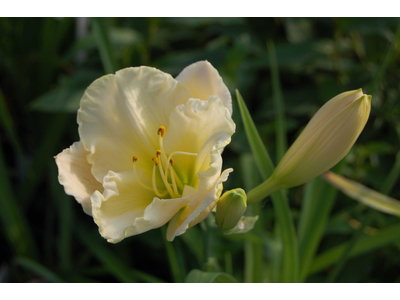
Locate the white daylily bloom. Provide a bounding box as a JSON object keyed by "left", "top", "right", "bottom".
{"left": 55, "top": 61, "right": 235, "bottom": 242}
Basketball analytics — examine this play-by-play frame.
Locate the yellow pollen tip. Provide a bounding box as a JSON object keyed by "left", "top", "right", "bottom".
{"left": 152, "top": 157, "right": 159, "bottom": 166}
{"left": 169, "top": 158, "right": 174, "bottom": 166}
{"left": 156, "top": 150, "right": 162, "bottom": 157}
{"left": 157, "top": 126, "right": 166, "bottom": 137}
{"left": 132, "top": 156, "right": 138, "bottom": 162}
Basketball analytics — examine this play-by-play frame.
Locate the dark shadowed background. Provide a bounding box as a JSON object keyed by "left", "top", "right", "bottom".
{"left": 1, "top": 17, "right": 400, "bottom": 283}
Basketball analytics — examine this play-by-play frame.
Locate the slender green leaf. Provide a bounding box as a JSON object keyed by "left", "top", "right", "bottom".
{"left": 161, "top": 226, "right": 184, "bottom": 283}
{"left": 19, "top": 114, "right": 69, "bottom": 205}
{"left": 323, "top": 152, "right": 400, "bottom": 282}
{"left": 0, "top": 88, "right": 23, "bottom": 154}
{"left": 185, "top": 269, "right": 238, "bottom": 283}
{"left": 236, "top": 90, "right": 274, "bottom": 179}
{"left": 308, "top": 222, "right": 400, "bottom": 275}
{"left": 380, "top": 151, "right": 400, "bottom": 195}
{"left": 369, "top": 24, "right": 400, "bottom": 94}
{"left": 180, "top": 226, "right": 204, "bottom": 265}
{"left": 92, "top": 18, "right": 119, "bottom": 74}
{"left": 323, "top": 171, "right": 400, "bottom": 217}
{"left": 50, "top": 164, "right": 73, "bottom": 271}
{"left": 30, "top": 70, "right": 102, "bottom": 113}
{"left": 77, "top": 225, "right": 161, "bottom": 283}
{"left": 14, "top": 257, "right": 64, "bottom": 283}
{"left": 298, "top": 161, "right": 344, "bottom": 282}
{"left": 0, "top": 144, "right": 37, "bottom": 259}
{"left": 236, "top": 90, "right": 299, "bottom": 282}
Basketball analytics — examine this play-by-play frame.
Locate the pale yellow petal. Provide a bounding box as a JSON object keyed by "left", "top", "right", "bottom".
{"left": 163, "top": 96, "right": 235, "bottom": 188}
{"left": 176, "top": 61, "right": 232, "bottom": 115}
{"left": 301, "top": 89, "right": 364, "bottom": 140}
{"left": 91, "top": 170, "right": 193, "bottom": 243}
{"left": 78, "top": 67, "right": 193, "bottom": 182}
{"left": 55, "top": 141, "right": 102, "bottom": 215}
{"left": 166, "top": 168, "right": 233, "bottom": 241}
{"left": 273, "top": 94, "right": 371, "bottom": 188}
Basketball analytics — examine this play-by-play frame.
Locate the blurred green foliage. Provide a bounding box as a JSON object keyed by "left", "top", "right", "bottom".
{"left": 1, "top": 17, "right": 400, "bottom": 283}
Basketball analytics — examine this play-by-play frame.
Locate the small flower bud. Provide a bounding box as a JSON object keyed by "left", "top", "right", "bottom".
{"left": 248, "top": 89, "right": 371, "bottom": 203}
{"left": 215, "top": 188, "right": 247, "bottom": 232}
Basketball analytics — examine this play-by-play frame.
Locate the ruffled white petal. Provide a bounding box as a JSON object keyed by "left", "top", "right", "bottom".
{"left": 78, "top": 67, "right": 193, "bottom": 182}
{"left": 176, "top": 61, "right": 232, "bottom": 115}
{"left": 91, "top": 170, "right": 193, "bottom": 243}
{"left": 55, "top": 141, "right": 102, "bottom": 215}
{"left": 166, "top": 168, "right": 233, "bottom": 241}
{"left": 163, "top": 96, "right": 235, "bottom": 188}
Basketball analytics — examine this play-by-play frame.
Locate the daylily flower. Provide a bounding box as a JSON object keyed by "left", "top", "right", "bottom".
{"left": 55, "top": 61, "right": 235, "bottom": 242}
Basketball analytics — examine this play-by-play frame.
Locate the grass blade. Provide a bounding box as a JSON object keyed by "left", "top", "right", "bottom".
{"left": 0, "top": 144, "right": 37, "bottom": 259}
{"left": 161, "top": 226, "right": 184, "bottom": 283}
{"left": 241, "top": 154, "right": 264, "bottom": 283}
{"left": 308, "top": 222, "right": 400, "bottom": 276}
{"left": 14, "top": 257, "right": 64, "bottom": 283}
{"left": 322, "top": 171, "right": 400, "bottom": 217}
{"left": 92, "top": 17, "right": 118, "bottom": 74}
{"left": 235, "top": 89, "right": 274, "bottom": 179}
{"left": 77, "top": 224, "right": 139, "bottom": 283}
{"left": 19, "top": 113, "right": 69, "bottom": 205}
{"left": 0, "top": 88, "right": 23, "bottom": 154}
{"left": 185, "top": 269, "right": 238, "bottom": 283}
{"left": 236, "top": 90, "right": 299, "bottom": 282}
{"left": 323, "top": 152, "right": 400, "bottom": 282}
{"left": 49, "top": 164, "right": 73, "bottom": 271}
{"left": 380, "top": 151, "right": 400, "bottom": 195}
{"left": 297, "top": 161, "right": 344, "bottom": 282}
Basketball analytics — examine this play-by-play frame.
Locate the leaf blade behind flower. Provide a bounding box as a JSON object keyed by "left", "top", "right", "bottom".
{"left": 185, "top": 269, "right": 238, "bottom": 283}
{"left": 236, "top": 90, "right": 299, "bottom": 283}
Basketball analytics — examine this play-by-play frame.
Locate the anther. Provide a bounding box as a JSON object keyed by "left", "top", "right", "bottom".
{"left": 169, "top": 158, "right": 174, "bottom": 166}
{"left": 156, "top": 150, "right": 162, "bottom": 157}
{"left": 152, "top": 157, "right": 159, "bottom": 166}
{"left": 157, "top": 126, "right": 166, "bottom": 137}
{"left": 132, "top": 155, "right": 138, "bottom": 162}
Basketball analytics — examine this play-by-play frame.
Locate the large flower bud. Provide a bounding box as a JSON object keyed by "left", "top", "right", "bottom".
{"left": 248, "top": 89, "right": 371, "bottom": 203}
{"left": 215, "top": 188, "right": 247, "bottom": 232}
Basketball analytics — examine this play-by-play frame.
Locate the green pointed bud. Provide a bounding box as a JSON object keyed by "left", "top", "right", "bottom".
{"left": 248, "top": 89, "right": 371, "bottom": 204}
{"left": 215, "top": 188, "right": 247, "bottom": 232}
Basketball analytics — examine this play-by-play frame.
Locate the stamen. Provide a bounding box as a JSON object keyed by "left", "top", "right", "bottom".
{"left": 157, "top": 157, "right": 177, "bottom": 198}
{"left": 164, "top": 152, "right": 197, "bottom": 191}
{"left": 152, "top": 162, "right": 166, "bottom": 198}
{"left": 152, "top": 157, "right": 159, "bottom": 166}
{"left": 170, "top": 167, "right": 179, "bottom": 196}
{"left": 158, "top": 129, "right": 168, "bottom": 167}
{"left": 157, "top": 126, "right": 166, "bottom": 137}
{"left": 166, "top": 151, "right": 198, "bottom": 168}
{"left": 156, "top": 150, "right": 162, "bottom": 157}
{"left": 132, "top": 156, "right": 153, "bottom": 192}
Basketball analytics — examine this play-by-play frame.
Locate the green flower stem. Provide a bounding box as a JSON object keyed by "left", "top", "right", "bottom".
{"left": 161, "top": 226, "right": 183, "bottom": 283}
{"left": 236, "top": 90, "right": 299, "bottom": 282}
{"left": 247, "top": 177, "right": 280, "bottom": 204}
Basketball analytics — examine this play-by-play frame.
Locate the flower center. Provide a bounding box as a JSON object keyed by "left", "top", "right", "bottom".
{"left": 132, "top": 126, "right": 197, "bottom": 199}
